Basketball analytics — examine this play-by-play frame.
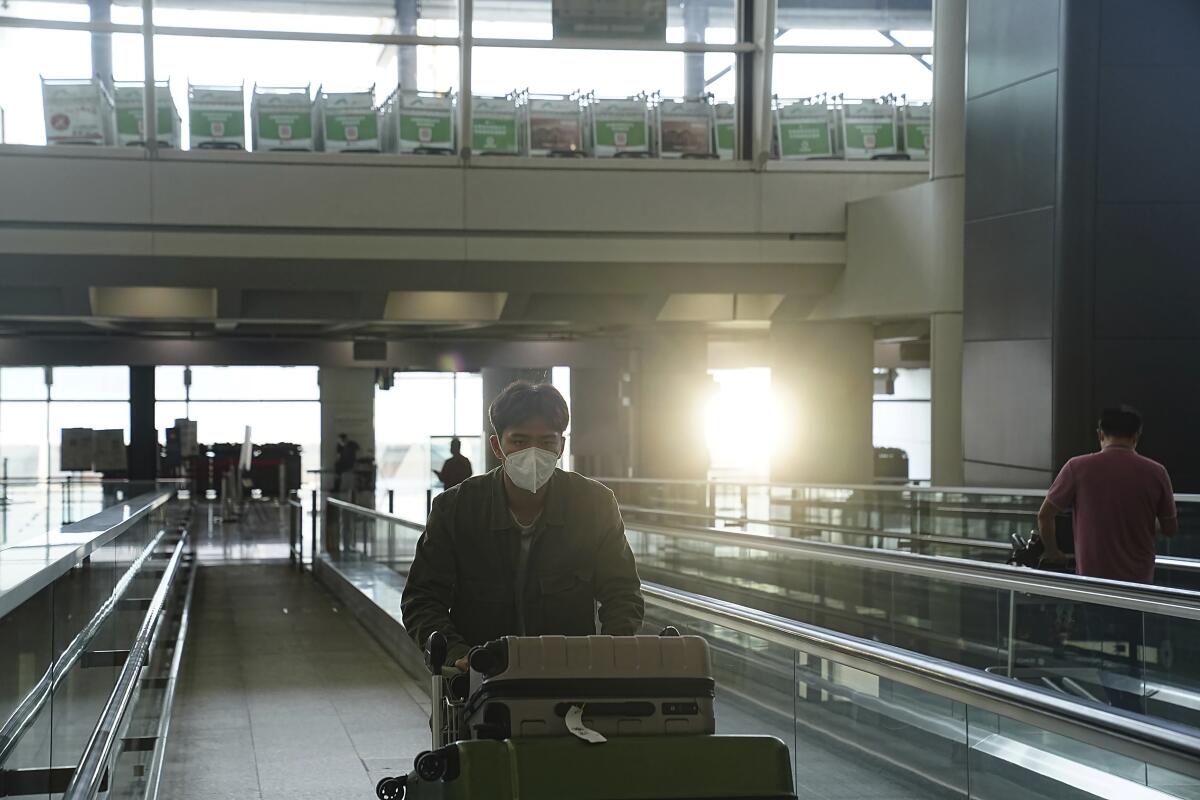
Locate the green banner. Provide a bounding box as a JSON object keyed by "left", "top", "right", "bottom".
{"left": 325, "top": 113, "right": 379, "bottom": 145}
{"left": 400, "top": 113, "right": 452, "bottom": 150}
{"left": 472, "top": 116, "right": 517, "bottom": 153}
{"left": 843, "top": 119, "right": 897, "bottom": 158}
{"left": 904, "top": 122, "right": 931, "bottom": 158}
{"left": 191, "top": 108, "right": 244, "bottom": 140}
{"left": 778, "top": 120, "right": 832, "bottom": 158}
{"left": 716, "top": 122, "right": 735, "bottom": 157}
{"left": 257, "top": 112, "right": 312, "bottom": 144}
{"left": 117, "top": 106, "right": 176, "bottom": 138}
{"left": 594, "top": 119, "right": 647, "bottom": 151}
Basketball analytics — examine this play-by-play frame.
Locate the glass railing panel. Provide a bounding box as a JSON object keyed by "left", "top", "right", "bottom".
{"left": 0, "top": 583, "right": 54, "bottom": 781}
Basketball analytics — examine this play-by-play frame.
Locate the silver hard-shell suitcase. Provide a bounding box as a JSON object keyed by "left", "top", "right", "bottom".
{"left": 462, "top": 633, "right": 716, "bottom": 740}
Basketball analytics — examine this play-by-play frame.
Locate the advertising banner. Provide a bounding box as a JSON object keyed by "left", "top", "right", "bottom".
{"left": 318, "top": 89, "right": 381, "bottom": 152}
{"left": 842, "top": 101, "right": 898, "bottom": 160}
{"left": 189, "top": 85, "right": 246, "bottom": 149}
{"left": 472, "top": 97, "right": 519, "bottom": 155}
{"left": 776, "top": 102, "right": 834, "bottom": 160}
{"left": 114, "top": 83, "right": 181, "bottom": 147}
{"left": 253, "top": 87, "right": 314, "bottom": 150}
{"left": 590, "top": 99, "right": 649, "bottom": 157}
{"left": 552, "top": 0, "right": 666, "bottom": 40}
{"left": 42, "top": 79, "right": 115, "bottom": 145}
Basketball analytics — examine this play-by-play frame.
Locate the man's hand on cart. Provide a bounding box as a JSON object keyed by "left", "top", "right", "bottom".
{"left": 454, "top": 656, "right": 469, "bottom": 672}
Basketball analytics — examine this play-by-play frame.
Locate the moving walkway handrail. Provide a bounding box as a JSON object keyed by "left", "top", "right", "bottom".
{"left": 0, "top": 524, "right": 171, "bottom": 766}
{"left": 620, "top": 503, "right": 1013, "bottom": 551}
{"left": 642, "top": 581, "right": 1200, "bottom": 782}
{"left": 622, "top": 504, "right": 1200, "bottom": 574}
{"left": 627, "top": 519, "right": 1200, "bottom": 619}
{"left": 597, "top": 475, "right": 1200, "bottom": 504}
{"left": 62, "top": 533, "right": 190, "bottom": 800}
{"left": 327, "top": 496, "right": 424, "bottom": 530}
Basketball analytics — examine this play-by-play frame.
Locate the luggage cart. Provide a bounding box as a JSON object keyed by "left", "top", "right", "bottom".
{"left": 655, "top": 94, "right": 717, "bottom": 159}
{"left": 377, "top": 629, "right": 796, "bottom": 800}
{"left": 471, "top": 93, "right": 522, "bottom": 156}
{"left": 774, "top": 95, "right": 838, "bottom": 160}
{"left": 714, "top": 101, "right": 736, "bottom": 159}
{"left": 900, "top": 96, "right": 932, "bottom": 161}
{"left": 41, "top": 77, "right": 116, "bottom": 146}
{"left": 585, "top": 92, "right": 652, "bottom": 158}
{"left": 315, "top": 85, "right": 382, "bottom": 153}
{"left": 841, "top": 95, "right": 902, "bottom": 160}
{"left": 251, "top": 84, "right": 314, "bottom": 151}
{"left": 519, "top": 91, "right": 587, "bottom": 157}
{"left": 188, "top": 83, "right": 245, "bottom": 150}
{"left": 113, "top": 79, "right": 181, "bottom": 148}
{"left": 382, "top": 88, "right": 456, "bottom": 155}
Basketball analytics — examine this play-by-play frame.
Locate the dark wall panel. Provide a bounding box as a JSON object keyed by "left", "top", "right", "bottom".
{"left": 1097, "top": 66, "right": 1200, "bottom": 205}
{"left": 962, "top": 339, "right": 1053, "bottom": 471}
{"left": 964, "top": 72, "right": 1059, "bottom": 221}
{"left": 966, "top": 0, "right": 1062, "bottom": 98}
{"left": 1099, "top": 0, "right": 1200, "bottom": 67}
{"left": 963, "top": 209, "right": 1055, "bottom": 342}
{"left": 1093, "top": 204, "right": 1200, "bottom": 339}
{"left": 1092, "top": 339, "right": 1200, "bottom": 491}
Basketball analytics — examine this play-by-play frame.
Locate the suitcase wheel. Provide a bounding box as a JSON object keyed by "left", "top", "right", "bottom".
{"left": 375, "top": 776, "right": 405, "bottom": 800}
{"left": 416, "top": 750, "right": 448, "bottom": 782}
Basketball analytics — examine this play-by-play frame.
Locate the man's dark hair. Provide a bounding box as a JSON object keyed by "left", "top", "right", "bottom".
{"left": 450, "top": 437, "right": 461, "bottom": 451}
{"left": 1099, "top": 405, "right": 1142, "bottom": 439}
{"left": 489, "top": 381, "right": 569, "bottom": 439}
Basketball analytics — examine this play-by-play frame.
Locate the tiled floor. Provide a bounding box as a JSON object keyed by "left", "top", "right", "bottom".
{"left": 161, "top": 564, "right": 431, "bottom": 800}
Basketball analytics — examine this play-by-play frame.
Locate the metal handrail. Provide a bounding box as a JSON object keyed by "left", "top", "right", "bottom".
{"left": 0, "top": 524, "right": 170, "bottom": 766}
{"left": 327, "top": 497, "right": 424, "bottom": 531}
{"left": 620, "top": 504, "right": 1014, "bottom": 551}
{"left": 642, "top": 582, "right": 1200, "bottom": 782}
{"left": 325, "top": 499, "right": 1200, "bottom": 617}
{"left": 142, "top": 558, "right": 198, "bottom": 800}
{"left": 598, "top": 475, "right": 1200, "bottom": 504}
{"left": 62, "top": 533, "right": 190, "bottom": 800}
{"left": 621, "top": 504, "right": 1200, "bottom": 574}
{"left": 626, "top": 519, "right": 1200, "bottom": 620}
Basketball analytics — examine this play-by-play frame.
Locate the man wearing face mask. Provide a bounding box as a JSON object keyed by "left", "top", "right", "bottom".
{"left": 401, "top": 380, "right": 645, "bottom": 671}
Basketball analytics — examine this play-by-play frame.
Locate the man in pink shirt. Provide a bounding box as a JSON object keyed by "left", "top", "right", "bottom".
{"left": 1038, "top": 406, "right": 1177, "bottom": 582}
{"left": 1036, "top": 406, "right": 1176, "bottom": 714}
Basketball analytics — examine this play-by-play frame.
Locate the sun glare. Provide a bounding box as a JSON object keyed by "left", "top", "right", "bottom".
{"left": 704, "top": 368, "right": 783, "bottom": 480}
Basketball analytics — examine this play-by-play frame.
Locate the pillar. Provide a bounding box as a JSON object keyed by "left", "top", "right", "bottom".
{"left": 769, "top": 322, "right": 873, "bottom": 484}
{"left": 930, "top": 312, "right": 964, "bottom": 486}
{"left": 89, "top": 0, "right": 113, "bottom": 89}
{"left": 128, "top": 366, "right": 156, "bottom": 481}
{"left": 481, "top": 367, "right": 550, "bottom": 471}
{"left": 318, "top": 367, "right": 376, "bottom": 506}
{"left": 632, "top": 335, "right": 710, "bottom": 480}
{"left": 682, "top": 0, "right": 709, "bottom": 97}
{"left": 931, "top": 0, "right": 966, "bottom": 182}
{"left": 395, "top": 0, "right": 418, "bottom": 89}
{"left": 569, "top": 367, "right": 632, "bottom": 478}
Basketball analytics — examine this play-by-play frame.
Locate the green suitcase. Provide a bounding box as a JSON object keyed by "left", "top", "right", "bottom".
{"left": 380, "top": 734, "right": 795, "bottom": 800}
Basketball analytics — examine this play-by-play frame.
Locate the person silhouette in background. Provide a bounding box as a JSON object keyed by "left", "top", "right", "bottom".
{"left": 434, "top": 437, "right": 473, "bottom": 489}
{"left": 333, "top": 432, "right": 360, "bottom": 495}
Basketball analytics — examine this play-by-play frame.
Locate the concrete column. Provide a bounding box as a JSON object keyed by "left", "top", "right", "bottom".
{"left": 395, "top": 0, "right": 418, "bottom": 89}
{"left": 128, "top": 366, "right": 156, "bottom": 481}
{"left": 569, "top": 367, "right": 632, "bottom": 478}
{"left": 318, "top": 367, "right": 376, "bottom": 506}
{"left": 632, "top": 335, "right": 710, "bottom": 480}
{"left": 930, "top": 312, "right": 964, "bottom": 486}
{"left": 89, "top": 0, "right": 113, "bottom": 90}
{"left": 683, "top": 0, "right": 709, "bottom": 97}
{"left": 481, "top": 367, "right": 550, "bottom": 471}
{"left": 931, "top": 0, "right": 966, "bottom": 181}
{"left": 769, "top": 322, "right": 874, "bottom": 484}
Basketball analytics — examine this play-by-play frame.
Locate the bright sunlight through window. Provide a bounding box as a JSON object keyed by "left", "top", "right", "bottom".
{"left": 705, "top": 368, "right": 782, "bottom": 481}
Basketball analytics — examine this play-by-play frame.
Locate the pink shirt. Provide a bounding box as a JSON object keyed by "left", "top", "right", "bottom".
{"left": 1046, "top": 445, "right": 1176, "bottom": 583}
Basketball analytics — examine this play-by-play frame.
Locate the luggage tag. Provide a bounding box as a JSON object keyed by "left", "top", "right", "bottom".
{"left": 565, "top": 704, "right": 607, "bottom": 744}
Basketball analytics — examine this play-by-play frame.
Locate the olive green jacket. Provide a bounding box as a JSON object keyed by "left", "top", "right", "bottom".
{"left": 400, "top": 467, "right": 645, "bottom": 666}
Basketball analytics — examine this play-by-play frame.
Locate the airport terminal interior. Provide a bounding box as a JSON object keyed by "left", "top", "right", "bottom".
{"left": 3, "top": 0, "right": 1200, "bottom": 798}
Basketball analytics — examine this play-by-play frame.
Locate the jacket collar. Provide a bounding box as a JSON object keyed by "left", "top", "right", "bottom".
{"left": 488, "top": 465, "right": 567, "bottom": 530}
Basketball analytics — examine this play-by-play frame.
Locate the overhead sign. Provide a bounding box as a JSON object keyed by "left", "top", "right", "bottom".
{"left": 552, "top": 0, "right": 667, "bottom": 40}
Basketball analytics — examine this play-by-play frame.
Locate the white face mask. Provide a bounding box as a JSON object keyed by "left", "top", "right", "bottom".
{"left": 501, "top": 445, "right": 559, "bottom": 493}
